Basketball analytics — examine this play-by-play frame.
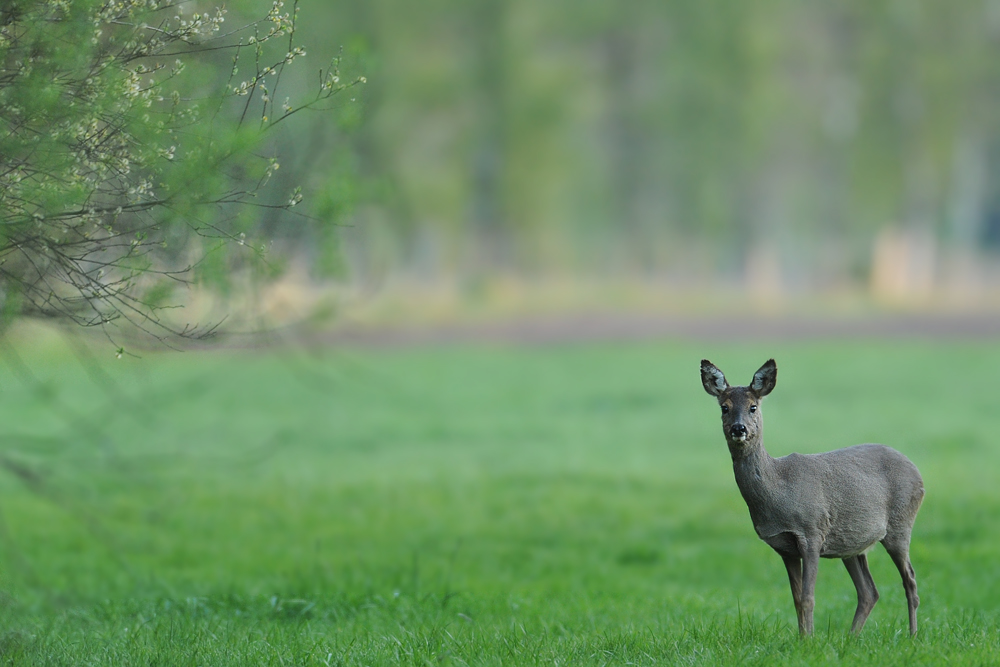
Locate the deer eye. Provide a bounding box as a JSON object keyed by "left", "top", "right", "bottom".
{"left": 721, "top": 405, "right": 729, "bottom": 414}
{"left": 749, "top": 405, "right": 757, "bottom": 413}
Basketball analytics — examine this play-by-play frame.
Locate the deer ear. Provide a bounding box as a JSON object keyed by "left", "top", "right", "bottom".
{"left": 750, "top": 359, "right": 777, "bottom": 396}
{"left": 700, "top": 360, "right": 728, "bottom": 397}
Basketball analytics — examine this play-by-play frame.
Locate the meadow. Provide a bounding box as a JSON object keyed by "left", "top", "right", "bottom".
{"left": 0, "top": 331, "right": 998, "bottom": 665}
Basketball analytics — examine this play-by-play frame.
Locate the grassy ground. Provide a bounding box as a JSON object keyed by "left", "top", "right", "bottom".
{"left": 0, "top": 333, "right": 998, "bottom": 665}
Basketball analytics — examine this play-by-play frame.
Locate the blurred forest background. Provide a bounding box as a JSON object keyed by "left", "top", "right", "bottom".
{"left": 9, "top": 0, "right": 1000, "bottom": 335}
{"left": 247, "top": 0, "right": 1000, "bottom": 318}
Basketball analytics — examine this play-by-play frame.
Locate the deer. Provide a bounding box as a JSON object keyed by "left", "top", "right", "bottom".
{"left": 699, "top": 359, "right": 924, "bottom": 636}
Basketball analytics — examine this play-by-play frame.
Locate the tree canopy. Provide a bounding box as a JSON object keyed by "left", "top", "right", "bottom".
{"left": 0, "top": 0, "right": 361, "bottom": 344}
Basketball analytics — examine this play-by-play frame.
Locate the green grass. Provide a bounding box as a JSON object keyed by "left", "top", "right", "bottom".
{"left": 0, "top": 336, "right": 998, "bottom": 664}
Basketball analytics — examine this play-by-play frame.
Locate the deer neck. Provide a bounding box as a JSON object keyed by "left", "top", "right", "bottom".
{"left": 729, "top": 435, "right": 776, "bottom": 507}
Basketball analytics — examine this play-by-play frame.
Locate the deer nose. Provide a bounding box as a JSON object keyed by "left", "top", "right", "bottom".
{"left": 730, "top": 423, "right": 747, "bottom": 439}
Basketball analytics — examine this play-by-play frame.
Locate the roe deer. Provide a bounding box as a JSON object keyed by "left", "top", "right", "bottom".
{"left": 699, "top": 359, "right": 924, "bottom": 636}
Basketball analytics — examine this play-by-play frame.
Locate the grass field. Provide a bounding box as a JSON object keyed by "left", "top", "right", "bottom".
{"left": 0, "top": 332, "right": 998, "bottom": 665}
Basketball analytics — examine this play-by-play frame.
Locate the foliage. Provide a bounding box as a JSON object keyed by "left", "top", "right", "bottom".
{"left": 0, "top": 337, "right": 998, "bottom": 664}
{"left": 0, "top": 0, "right": 362, "bottom": 342}
{"left": 306, "top": 0, "right": 1000, "bottom": 276}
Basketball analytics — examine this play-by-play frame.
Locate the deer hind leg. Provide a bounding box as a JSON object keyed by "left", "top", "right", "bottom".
{"left": 884, "top": 539, "right": 919, "bottom": 636}
{"left": 843, "top": 554, "right": 879, "bottom": 634}
{"left": 782, "top": 556, "right": 806, "bottom": 634}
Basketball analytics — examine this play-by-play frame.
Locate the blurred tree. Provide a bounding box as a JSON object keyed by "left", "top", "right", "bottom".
{"left": 256, "top": 0, "right": 1000, "bottom": 287}
{"left": 0, "top": 0, "right": 361, "bottom": 345}
{"left": 468, "top": 0, "right": 511, "bottom": 270}
{"left": 602, "top": 3, "right": 648, "bottom": 265}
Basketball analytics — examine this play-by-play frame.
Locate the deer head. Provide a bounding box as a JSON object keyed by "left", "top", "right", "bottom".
{"left": 701, "top": 359, "right": 777, "bottom": 446}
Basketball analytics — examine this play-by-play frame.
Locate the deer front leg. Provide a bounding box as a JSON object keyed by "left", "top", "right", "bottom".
{"left": 782, "top": 555, "right": 806, "bottom": 634}
{"left": 796, "top": 537, "right": 821, "bottom": 636}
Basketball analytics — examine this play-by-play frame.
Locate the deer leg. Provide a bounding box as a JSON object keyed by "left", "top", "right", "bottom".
{"left": 797, "top": 538, "right": 820, "bottom": 636}
{"left": 843, "top": 554, "right": 879, "bottom": 634}
{"left": 885, "top": 544, "right": 919, "bottom": 636}
{"left": 782, "top": 555, "right": 805, "bottom": 634}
